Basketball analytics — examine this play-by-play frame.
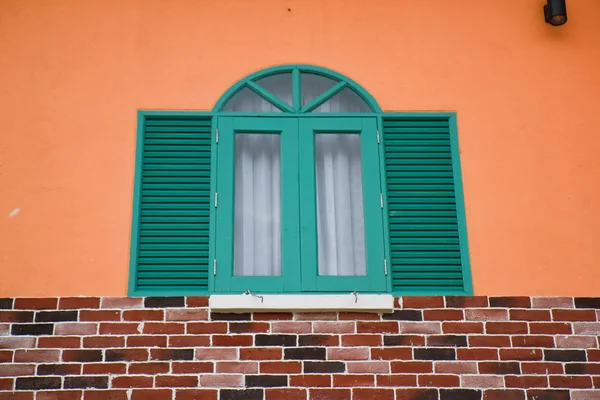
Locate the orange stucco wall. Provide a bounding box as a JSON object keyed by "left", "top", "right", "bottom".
{"left": 1, "top": 0, "right": 600, "bottom": 297}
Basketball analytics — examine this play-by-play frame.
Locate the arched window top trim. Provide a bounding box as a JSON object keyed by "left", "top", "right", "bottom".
{"left": 213, "top": 64, "right": 382, "bottom": 113}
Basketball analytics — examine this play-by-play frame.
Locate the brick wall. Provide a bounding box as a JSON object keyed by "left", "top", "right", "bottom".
{"left": 1, "top": 296, "right": 599, "bottom": 400}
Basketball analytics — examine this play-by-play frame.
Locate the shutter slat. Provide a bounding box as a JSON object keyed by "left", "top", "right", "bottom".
{"left": 383, "top": 117, "right": 466, "bottom": 294}
{"left": 133, "top": 115, "right": 212, "bottom": 293}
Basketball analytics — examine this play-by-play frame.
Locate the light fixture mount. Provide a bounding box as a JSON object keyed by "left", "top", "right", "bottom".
{"left": 544, "top": 0, "right": 568, "bottom": 26}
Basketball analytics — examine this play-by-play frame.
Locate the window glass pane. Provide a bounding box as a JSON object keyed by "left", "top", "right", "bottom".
{"left": 234, "top": 134, "right": 282, "bottom": 276}
{"left": 315, "top": 133, "right": 366, "bottom": 276}
{"left": 311, "top": 87, "right": 371, "bottom": 113}
{"left": 223, "top": 87, "right": 282, "bottom": 112}
{"left": 301, "top": 73, "right": 337, "bottom": 106}
{"left": 255, "top": 73, "right": 293, "bottom": 107}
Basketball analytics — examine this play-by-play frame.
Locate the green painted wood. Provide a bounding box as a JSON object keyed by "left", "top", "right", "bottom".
{"left": 128, "top": 112, "right": 213, "bottom": 296}
{"left": 382, "top": 115, "right": 472, "bottom": 295}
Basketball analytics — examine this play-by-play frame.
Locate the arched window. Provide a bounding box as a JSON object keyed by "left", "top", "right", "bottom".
{"left": 129, "top": 65, "right": 472, "bottom": 297}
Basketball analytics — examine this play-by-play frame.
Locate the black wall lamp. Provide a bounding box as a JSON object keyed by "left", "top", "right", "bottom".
{"left": 544, "top": 0, "right": 568, "bottom": 26}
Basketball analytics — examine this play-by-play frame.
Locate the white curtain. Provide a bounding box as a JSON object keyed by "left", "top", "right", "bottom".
{"left": 228, "top": 72, "right": 367, "bottom": 277}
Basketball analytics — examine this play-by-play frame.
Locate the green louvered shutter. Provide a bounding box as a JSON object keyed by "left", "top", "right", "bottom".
{"left": 383, "top": 116, "right": 471, "bottom": 294}
{"left": 129, "top": 114, "right": 212, "bottom": 295}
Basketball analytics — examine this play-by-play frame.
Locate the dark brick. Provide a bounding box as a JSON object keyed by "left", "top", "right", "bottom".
{"left": 0, "top": 311, "right": 34, "bottom": 322}
{"left": 221, "top": 389, "right": 264, "bottom": 400}
{"left": 564, "top": 363, "right": 600, "bottom": 374}
{"left": 284, "top": 347, "right": 326, "bottom": 360}
{"left": 427, "top": 335, "right": 467, "bottom": 347}
{"left": 298, "top": 335, "right": 338, "bottom": 347}
{"left": 440, "top": 389, "right": 482, "bottom": 400}
{"left": 478, "top": 362, "right": 521, "bottom": 375}
{"left": 544, "top": 349, "right": 587, "bottom": 362}
{"left": 15, "top": 377, "right": 61, "bottom": 390}
{"left": 383, "top": 310, "right": 423, "bottom": 321}
{"left": 483, "top": 390, "right": 525, "bottom": 400}
{"left": 245, "top": 375, "right": 287, "bottom": 387}
{"left": 489, "top": 297, "right": 531, "bottom": 308}
{"left": 525, "top": 390, "right": 569, "bottom": 400}
{"left": 304, "top": 361, "right": 345, "bottom": 373}
{"left": 210, "top": 313, "right": 251, "bottom": 321}
{"left": 63, "top": 350, "right": 103, "bottom": 362}
{"left": 256, "top": 335, "right": 297, "bottom": 347}
{"left": 574, "top": 297, "right": 600, "bottom": 309}
{"left": 11, "top": 324, "right": 54, "bottom": 335}
{"left": 229, "top": 323, "right": 270, "bottom": 333}
{"left": 384, "top": 335, "right": 425, "bottom": 346}
{"left": 64, "top": 376, "right": 109, "bottom": 389}
{"left": 415, "top": 348, "right": 456, "bottom": 360}
{"left": 144, "top": 297, "right": 185, "bottom": 308}
{"left": 106, "top": 349, "right": 150, "bottom": 362}
{"left": 396, "top": 389, "right": 438, "bottom": 400}
{"left": 37, "top": 364, "right": 81, "bottom": 375}
{"left": 445, "top": 296, "right": 488, "bottom": 308}
{"left": 0, "top": 299, "right": 13, "bottom": 309}
{"left": 35, "top": 311, "right": 78, "bottom": 322}
{"left": 150, "top": 349, "right": 194, "bottom": 361}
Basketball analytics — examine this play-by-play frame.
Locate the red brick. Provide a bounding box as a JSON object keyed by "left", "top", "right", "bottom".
{"left": 466, "top": 309, "right": 509, "bottom": 321}
{"left": 199, "top": 374, "right": 243, "bottom": 387}
{"left": 37, "top": 392, "right": 82, "bottom": 400}
{"left": 196, "top": 348, "right": 238, "bottom": 360}
{"left": 553, "top": 309, "right": 596, "bottom": 321}
{"left": 588, "top": 350, "right": 600, "bottom": 361}
{"left": 505, "top": 375, "right": 548, "bottom": 388}
{"left": 594, "top": 376, "right": 600, "bottom": 388}
{"left": 462, "top": 375, "right": 504, "bottom": 388}
{"left": 469, "top": 335, "right": 511, "bottom": 347}
{"left": 272, "top": 322, "right": 312, "bottom": 333}
{"left": 290, "top": 375, "right": 331, "bottom": 387}
{"left": 128, "top": 362, "right": 170, "bottom": 374}
{"left": 0, "top": 393, "right": 34, "bottom": 400}
{"left": 265, "top": 389, "right": 307, "bottom": 400}
{"left": 171, "top": 362, "right": 213, "bottom": 374}
{"left": 482, "top": 390, "right": 527, "bottom": 400}
{"left": 0, "top": 364, "right": 35, "bottom": 376}
{"left": 338, "top": 312, "right": 381, "bottom": 320}
{"left": 357, "top": 321, "right": 398, "bottom": 333}
{"left": 347, "top": 361, "right": 389, "bottom": 373}
{"left": 127, "top": 335, "right": 167, "bottom": 347}
{"left": 351, "top": 388, "right": 394, "bottom": 400}
{"left": 573, "top": 323, "right": 600, "bottom": 334}
{"left": 418, "top": 374, "right": 460, "bottom": 387}
{"left": 296, "top": 313, "right": 337, "bottom": 321}
{"left": 423, "top": 310, "right": 464, "bottom": 321}
{"left": 80, "top": 310, "right": 121, "bottom": 321}
{"left": 156, "top": 375, "right": 198, "bottom": 387}
{"left": 395, "top": 298, "right": 401, "bottom": 308}
{"left": 99, "top": 322, "right": 140, "bottom": 335}
{"left": 434, "top": 361, "right": 477, "bottom": 374}
{"left": 403, "top": 296, "right": 444, "bottom": 308}
{"left": 187, "top": 322, "right": 227, "bottom": 334}
{"left": 511, "top": 335, "right": 555, "bottom": 348}
{"left": 313, "top": 322, "right": 354, "bottom": 334}
{"left": 101, "top": 298, "right": 143, "bottom": 309}
{"left": 509, "top": 310, "right": 551, "bottom": 321}
{"left": 37, "top": 337, "right": 81, "bottom": 348}
{"left": 0, "top": 337, "right": 35, "bottom": 349}
{"left": 112, "top": 376, "right": 154, "bottom": 388}
{"left": 341, "top": 334, "right": 382, "bottom": 346}
{"left": 62, "top": 350, "right": 102, "bottom": 363}
{"left": 0, "top": 377, "right": 13, "bottom": 390}
{"left": 371, "top": 347, "right": 412, "bottom": 360}
{"left": 309, "top": 389, "right": 351, "bottom": 399}
{"left": 333, "top": 374, "right": 374, "bottom": 387}
{"left": 500, "top": 349, "right": 543, "bottom": 361}
{"left": 486, "top": 322, "right": 528, "bottom": 334}
{"left": 521, "top": 362, "right": 564, "bottom": 374}
{"left": 530, "top": 322, "right": 572, "bottom": 334}
{"left": 83, "top": 336, "right": 125, "bottom": 348}
{"left": 391, "top": 361, "right": 432, "bottom": 373}
{"left": 14, "top": 298, "right": 58, "bottom": 310}
{"left": 216, "top": 362, "right": 259, "bottom": 374}
{"left": 229, "top": 322, "right": 270, "bottom": 333}
{"left": 131, "top": 389, "right": 172, "bottom": 400}
{"left": 83, "top": 363, "right": 126, "bottom": 374}
{"left": 260, "top": 361, "right": 301, "bottom": 374}
{"left": 377, "top": 375, "right": 418, "bottom": 387}
{"left": 240, "top": 348, "right": 282, "bottom": 360}
{"left": 14, "top": 350, "right": 60, "bottom": 363}
{"left": 86, "top": 390, "right": 129, "bottom": 400}
{"left": 143, "top": 322, "right": 184, "bottom": 334}
{"left": 59, "top": 298, "right": 100, "bottom": 309}
{"left": 169, "top": 335, "right": 210, "bottom": 347}
{"left": 556, "top": 336, "right": 597, "bottom": 348}
{"left": 55, "top": 323, "right": 97, "bottom": 335}
{"left": 0, "top": 311, "right": 33, "bottom": 323}
{"left": 165, "top": 309, "right": 208, "bottom": 321}
{"left": 550, "top": 376, "right": 593, "bottom": 389}
{"left": 457, "top": 348, "right": 499, "bottom": 360}
{"left": 399, "top": 322, "right": 440, "bottom": 334}
{"left": 123, "top": 310, "right": 163, "bottom": 321}
{"left": 212, "top": 335, "right": 252, "bottom": 346}
{"left": 443, "top": 322, "right": 484, "bottom": 334}
{"left": 176, "top": 389, "right": 218, "bottom": 400}
{"left": 0, "top": 350, "right": 12, "bottom": 362}
{"left": 185, "top": 297, "right": 209, "bottom": 307}
{"left": 253, "top": 313, "right": 294, "bottom": 321}
{"left": 327, "top": 348, "right": 369, "bottom": 360}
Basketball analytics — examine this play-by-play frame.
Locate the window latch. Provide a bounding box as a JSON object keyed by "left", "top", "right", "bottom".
{"left": 352, "top": 291, "right": 358, "bottom": 303}
{"left": 244, "top": 290, "right": 264, "bottom": 303}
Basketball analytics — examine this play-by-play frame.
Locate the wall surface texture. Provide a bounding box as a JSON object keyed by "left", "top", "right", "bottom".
{"left": 1, "top": 0, "right": 600, "bottom": 296}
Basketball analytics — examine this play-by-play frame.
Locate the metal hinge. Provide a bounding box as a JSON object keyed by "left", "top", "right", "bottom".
{"left": 377, "top": 130, "right": 380, "bottom": 144}
{"left": 380, "top": 193, "right": 384, "bottom": 208}
{"left": 213, "top": 259, "right": 217, "bottom": 276}
{"left": 384, "top": 258, "right": 388, "bottom": 276}
{"left": 215, "top": 128, "right": 219, "bottom": 144}
{"left": 214, "top": 192, "right": 218, "bottom": 208}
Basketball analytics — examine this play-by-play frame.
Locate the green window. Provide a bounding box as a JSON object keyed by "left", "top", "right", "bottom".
{"left": 128, "top": 65, "right": 473, "bottom": 296}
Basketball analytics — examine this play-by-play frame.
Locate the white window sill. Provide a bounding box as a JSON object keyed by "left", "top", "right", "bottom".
{"left": 209, "top": 294, "right": 394, "bottom": 313}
